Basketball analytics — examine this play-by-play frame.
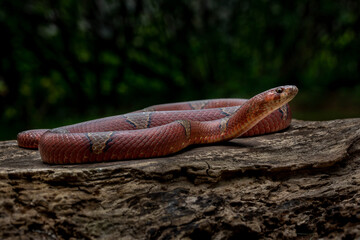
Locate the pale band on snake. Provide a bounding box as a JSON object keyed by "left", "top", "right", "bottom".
{"left": 17, "top": 85, "right": 298, "bottom": 164}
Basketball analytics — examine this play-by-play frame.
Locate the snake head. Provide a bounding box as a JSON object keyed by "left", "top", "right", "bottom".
{"left": 222, "top": 85, "right": 298, "bottom": 140}
{"left": 264, "top": 85, "right": 298, "bottom": 106}
{"left": 248, "top": 85, "right": 298, "bottom": 119}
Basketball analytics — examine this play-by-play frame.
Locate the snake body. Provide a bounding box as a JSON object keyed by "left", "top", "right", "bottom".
{"left": 17, "top": 86, "right": 298, "bottom": 164}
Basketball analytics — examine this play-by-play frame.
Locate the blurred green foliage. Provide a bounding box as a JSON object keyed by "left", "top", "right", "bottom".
{"left": 0, "top": 0, "right": 360, "bottom": 140}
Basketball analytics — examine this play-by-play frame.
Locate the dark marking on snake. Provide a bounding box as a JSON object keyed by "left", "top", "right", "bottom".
{"left": 142, "top": 107, "right": 155, "bottom": 112}
{"left": 50, "top": 128, "right": 70, "bottom": 134}
{"left": 220, "top": 107, "right": 239, "bottom": 117}
{"left": 85, "top": 133, "right": 94, "bottom": 153}
{"left": 86, "top": 132, "right": 113, "bottom": 154}
{"left": 147, "top": 112, "right": 153, "bottom": 128}
{"left": 219, "top": 117, "right": 230, "bottom": 133}
{"left": 123, "top": 112, "right": 152, "bottom": 129}
{"left": 176, "top": 120, "right": 191, "bottom": 139}
{"left": 125, "top": 118, "right": 137, "bottom": 128}
{"left": 103, "top": 132, "right": 114, "bottom": 152}
{"left": 189, "top": 100, "right": 208, "bottom": 110}
{"left": 123, "top": 115, "right": 137, "bottom": 128}
{"left": 278, "top": 104, "right": 288, "bottom": 120}
{"left": 220, "top": 108, "right": 231, "bottom": 117}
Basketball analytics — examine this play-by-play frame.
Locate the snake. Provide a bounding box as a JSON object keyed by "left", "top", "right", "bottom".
{"left": 17, "top": 85, "right": 298, "bottom": 164}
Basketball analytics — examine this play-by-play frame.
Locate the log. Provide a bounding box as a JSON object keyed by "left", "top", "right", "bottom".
{"left": 1, "top": 119, "right": 360, "bottom": 239}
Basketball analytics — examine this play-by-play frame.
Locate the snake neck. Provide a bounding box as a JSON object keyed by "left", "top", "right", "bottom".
{"left": 190, "top": 94, "right": 285, "bottom": 145}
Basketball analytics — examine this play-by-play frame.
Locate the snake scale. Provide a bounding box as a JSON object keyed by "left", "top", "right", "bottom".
{"left": 17, "top": 85, "right": 298, "bottom": 164}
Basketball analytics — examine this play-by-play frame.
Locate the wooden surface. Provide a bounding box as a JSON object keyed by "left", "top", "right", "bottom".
{"left": 1, "top": 119, "right": 360, "bottom": 239}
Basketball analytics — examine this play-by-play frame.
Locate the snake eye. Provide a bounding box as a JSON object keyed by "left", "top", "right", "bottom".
{"left": 275, "top": 88, "right": 283, "bottom": 94}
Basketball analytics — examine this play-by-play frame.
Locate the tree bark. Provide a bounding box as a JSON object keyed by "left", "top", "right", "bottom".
{"left": 1, "top": 119, "right": 360, "bottom": 239}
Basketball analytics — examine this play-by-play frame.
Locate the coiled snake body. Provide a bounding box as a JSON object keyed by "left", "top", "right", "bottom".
{"left": 17, "top": 86, "right": 298, "bottom": 164}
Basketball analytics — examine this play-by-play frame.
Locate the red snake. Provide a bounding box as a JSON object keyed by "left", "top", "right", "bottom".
{"left": 17, "top": 85, "right": 298, "bottom": 164}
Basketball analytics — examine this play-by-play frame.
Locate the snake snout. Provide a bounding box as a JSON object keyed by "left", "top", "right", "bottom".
{"left": 283, "top": 85, "right": 298, "bottom": 100}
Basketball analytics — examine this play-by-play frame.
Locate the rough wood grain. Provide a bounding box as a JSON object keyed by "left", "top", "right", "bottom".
{"left": 1, "top": 119, "right": 360, "bottom": 239}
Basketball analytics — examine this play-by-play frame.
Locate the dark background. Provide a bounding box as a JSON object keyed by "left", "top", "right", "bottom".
{"left": 1, "top": 0, "right": 359, "bottom": 141}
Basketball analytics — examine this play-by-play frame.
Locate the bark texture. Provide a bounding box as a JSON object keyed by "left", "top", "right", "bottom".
{"left": 1, "top": 119, "right": 360, "bottom": 239}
